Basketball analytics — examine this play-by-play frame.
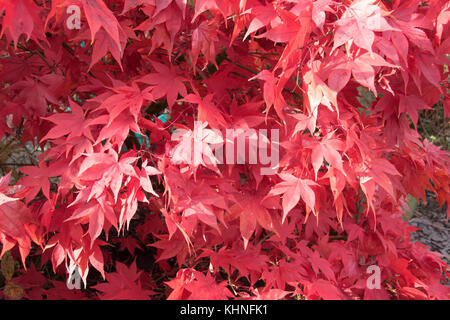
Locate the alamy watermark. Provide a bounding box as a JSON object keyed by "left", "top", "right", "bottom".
{"left": 66, "top": 266, "right": 82, "bottom": 290}
{"left": 66, "top": 5, "right": 81, "bottom": 30}
{"left": 366, "top": 265, "right": 381, "bottom": 289}
{"left": 170, "top": 122, "right": 280, "bottom": 175}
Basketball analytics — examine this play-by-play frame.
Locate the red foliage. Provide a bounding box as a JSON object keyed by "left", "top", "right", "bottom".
{"left": 0, "top": 0, "right": 449, "bottom": 300}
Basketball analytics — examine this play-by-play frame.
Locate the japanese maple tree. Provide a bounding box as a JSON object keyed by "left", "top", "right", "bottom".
{"left": 0, "top": 0, "right": 449, "bottom": 300}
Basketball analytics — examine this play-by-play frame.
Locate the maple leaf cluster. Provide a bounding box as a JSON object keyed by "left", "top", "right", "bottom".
{"left": 0, "top": 0, "right": 449, "bottom": 300}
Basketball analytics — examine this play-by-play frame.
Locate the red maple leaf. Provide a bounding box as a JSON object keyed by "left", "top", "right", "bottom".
{"left": 138, "top": 61, "right": 187, "bottom": 108}
{"left": 267, "top": 173, "right": 319, "bottom": 223}
{"left": 94, "top": 261, "right": 154, "bottom": 300}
